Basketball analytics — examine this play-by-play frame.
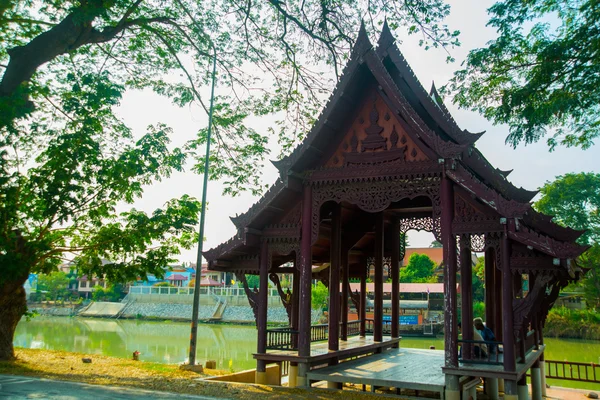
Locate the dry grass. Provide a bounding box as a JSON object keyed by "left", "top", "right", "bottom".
{"left": 0, "top": 348, "right": 398, "bottom": 399}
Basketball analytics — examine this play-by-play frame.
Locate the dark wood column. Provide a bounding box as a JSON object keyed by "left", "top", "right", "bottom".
{"left": 494, "top": 258, "right": 504, "bottom": 342}
{"left": 292, "top": 251, "right": 301, "bottom": 348}
{"left": 328, "top": 202, "right": 341, "bottom": 351}
{"left": 374, "top": 212, "right": 384, "bottom": 342}
{"left": 359, "top": 257, "right": 367, "bottom": 336}
{"left": 257, "top": 240, "right": 269, "bottom": 372}
{"left": 484, "top": 247, "right": 496, "bottom": 335}
{"left": 391, "top": 218, "right": 400, "bottom": 342}
{"left": 341, "top": 246, "right": 349, "bottom": 341}
{"left": 501, "top": 221, "right": 516, "bottom": 372}
{"left": 298, "top": 186, "right": 313, "bottom": 358}
{"left": 441, "top": 174, "right": 458, "bottom": 367}
{"left": 460, "top": 236, "right": 473, "bottom": 360}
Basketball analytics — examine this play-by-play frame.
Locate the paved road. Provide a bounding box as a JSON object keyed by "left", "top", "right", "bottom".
{"left": 0, "top": 375, "right": 224, "bottom": 399}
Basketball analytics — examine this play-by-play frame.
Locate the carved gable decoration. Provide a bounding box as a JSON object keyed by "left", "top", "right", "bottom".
{"left": 325, "top": 90, "right": 428, "bottom": 168}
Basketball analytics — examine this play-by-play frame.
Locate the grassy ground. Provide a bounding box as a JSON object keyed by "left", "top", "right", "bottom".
{"left": 0, "top": 348, "right": 394, "bottom": 399}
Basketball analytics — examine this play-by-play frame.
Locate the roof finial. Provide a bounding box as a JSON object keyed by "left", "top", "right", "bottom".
{"left": 352, "top": 20, "right": 372, "bottom": 58}
{"left": 377, "top": 17, "right": 395, "bottom": 51}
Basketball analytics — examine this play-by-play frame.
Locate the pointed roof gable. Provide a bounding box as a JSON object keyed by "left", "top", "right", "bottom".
{"left": 204, "top": 24, "right": 588, "bottom": 266}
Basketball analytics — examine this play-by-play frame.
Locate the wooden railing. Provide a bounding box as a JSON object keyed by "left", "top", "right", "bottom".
{"left": 458, "top": 339, "right": 503, "bottom": 365}
{"left": 266, "top": 327, "right": 298, "bottom": 350}
{"left": 545, "top": 360, "right": 600, "bottom": 384}
{"left": 267, "top": 321, "right": 364, "bottom": 350}
{"left": 347, "top": 320, "right": 361, "bottom": 337}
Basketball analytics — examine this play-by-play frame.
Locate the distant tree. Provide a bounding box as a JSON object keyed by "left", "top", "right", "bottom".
{"left": 92, "top": 284, "right": 125, "bottom": 302}
{"left": 446, "top": 0, "right": 600, "bottom": 150}
{"left": 430, "top": 240, "right": 442, "bottom": 248}
{"left": 471, "top": 256, "right": 485, "bottom": 303}
{"left": 37, "top": 271, "right": 70, "bottom": 301}
{"left": 237, "top": 274, "right": 260, "bottom": 290}
{"left": 535, "top": 173, "right": 600, "bottom": 310}
{"left": 154, "top": 282, "right": 174, "bottom": 287}
{"left": 401, "top": 254, "right": 437, "bottom": 283}
{"left": 312, "top": 282, "right": 329, "bottom": 311}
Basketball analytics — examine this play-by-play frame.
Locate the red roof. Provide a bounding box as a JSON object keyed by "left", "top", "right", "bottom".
{"left": 347, "top": 282, "right": 446, "bottom": 293}
{"left": 199, "top": 277, "right": 222, "bottom": 287}
{"left": 402, "top": 248, "right": 444, "bottom": 266}
{"left": 167, "top": 274, "right": 187, "bottom": 281}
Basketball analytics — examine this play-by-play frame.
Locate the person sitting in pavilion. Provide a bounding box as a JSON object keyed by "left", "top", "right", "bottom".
{"left": 458, "top": 321, "right": 488, "bottom": 359}
{"left": 474, "top": 317, "right": 497, "bottom": 355}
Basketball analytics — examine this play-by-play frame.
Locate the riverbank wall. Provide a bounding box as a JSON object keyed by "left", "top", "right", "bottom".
{"left": 28, "top": 301, "right": 323, "bottom": 325}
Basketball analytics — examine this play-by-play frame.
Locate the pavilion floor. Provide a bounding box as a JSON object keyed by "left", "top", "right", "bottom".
{"left": 255, "top": 335, "right": 401, "bottom": 365}
{"left": 306, "top": 347, "right": 446, "bottom": 398}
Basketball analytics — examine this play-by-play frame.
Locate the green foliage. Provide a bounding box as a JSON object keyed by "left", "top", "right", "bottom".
{"left": 544, "top": 307, "right": 600, "bottom": 339}
{"left": 446, "top": 0, "right": 600, "bottom": 150}
{"left": 473, "top": 301, "right": 486, "bottom": 320}
{"left": 430, "top": 240, "right": 442, "bottom": 248}
{"left": 535, "top": 173, "right": 600, "bottom": 310}
{"left": 237, "top": 274, "right": 260, "bottom": 290}
{"left": 401, "top": 253, "right": 437, "bottom": 283}
{"left": 92, "top": 284, "right": 125, "bottom": 302}
{"left": 154, "top": 282, "right": 174, "bottom": 287}
{"left": 311, "top": 282, "right": 329, "bottom": 310}
{"left": 472, "top": 256, "right": 485, "bottom": 303}
{"left": 0, "top": 0, "right": 459, "bottom": 197}
{"left": 37, "top": 271, "right": 70, "bottom": 301}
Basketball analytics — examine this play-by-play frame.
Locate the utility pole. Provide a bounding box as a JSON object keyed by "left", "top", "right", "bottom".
{"left": 188, "top": 46, "right": 217, "bottom": 366}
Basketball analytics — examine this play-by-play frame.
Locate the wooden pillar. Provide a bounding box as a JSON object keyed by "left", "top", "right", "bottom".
{"left": 292, "top": 252, "right": 301, "bottom": 348}
{"left": 328, "top": 202, "right": 341, "bottom": 351}
{"left": 359, "top": 258, "right": 367, "bottom": 336}
{"left": 442, "top": 173, "right": 458, "bottom": 368}
{"left": 298, "top": 186, "right": 313, "bottom": 358}
{"left": 341, "top": 246, "right": 349, "bottom": 341}
{"left": 256, "top": 240, "right": 269, "bottom": 382}
{"left": 374, "top": 212, "right": 384, "bottom": 342}
{"left": 484, "top": 247, "right": 496, "bottom": 334}
{"left": 391, "top": 218, "right": 400, "bottom": 342}
{"left": 460, "top": 236, "right": 473, "bottom": 360}
{"left": 494, "top": 259, "right": 503, "bottom": 342}
{"left": 501, "top": 221, "right": 516, "bottom": 372}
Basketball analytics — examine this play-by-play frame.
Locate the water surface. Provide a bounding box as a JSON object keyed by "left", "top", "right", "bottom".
{"left": 14, "top": 317, "right": 600, "bottom": 390}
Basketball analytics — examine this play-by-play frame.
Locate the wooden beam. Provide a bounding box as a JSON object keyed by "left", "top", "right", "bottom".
{"left": 374, "top": 212, "right": 384, "bottom": 343}
{"left": 442, "top": 174, "right": 458, "bottom": 368}
{"left": 329, "top": 203, "right": 341, "bottom": 352}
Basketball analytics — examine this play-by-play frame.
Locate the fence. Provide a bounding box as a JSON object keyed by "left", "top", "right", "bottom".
{"left": 545, "top": 360, "right": 600, "bottom": 384}
{"left": 128, "top": 286, "right": 279, "bottom": 297}
{"left": 266, "top": 321, "right": 362, "bottom": 350}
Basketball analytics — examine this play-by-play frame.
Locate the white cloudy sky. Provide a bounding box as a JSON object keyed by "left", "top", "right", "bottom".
{"left": 115, "top": 0, "right": 600, "bottom": 263}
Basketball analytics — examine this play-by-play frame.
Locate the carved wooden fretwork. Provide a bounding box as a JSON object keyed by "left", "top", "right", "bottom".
{"left": 447, "top": 165, "right": 531, "bottom": 218}
{"left": 238, "top": 273, "right": 259, "bottom": 324}
{"left": 399, "top": 215, "right": 442, "bottom": 243}
{"left": 279, "top": 202, "right": 302, "bottom": 225}
{"left": 470, "top": 234, "right": 485, "bottom": 252}
{"left": 512, "top": 272, "right": 554, "bottom": 338}
{"left": 452, "top": 194, "right": 502, "bottom": 235}
{"left": 311, "top": 176, "right": 441, "bottom": 244}
{"left": 510, "top": 248, "right": 557, "bottom": 273}
{"left": 508, "top": 223, "right": 586, "bottom": 259}
{"left": 342, "top": 96, "right": 408, "bottom": 165}
{"left": 269, "top": 240, "right": 300, "bottom": 257}
{"left": 269, "top": 273, "right": 292, "bottom": 325}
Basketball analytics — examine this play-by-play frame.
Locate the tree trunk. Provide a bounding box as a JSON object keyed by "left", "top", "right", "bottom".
{"left": 0, "top": 280, "right": 28, "bottom": 361}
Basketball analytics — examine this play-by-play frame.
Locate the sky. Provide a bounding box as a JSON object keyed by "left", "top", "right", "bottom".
{"left": 115, "top": 0, "right": 600, "bottom": 263}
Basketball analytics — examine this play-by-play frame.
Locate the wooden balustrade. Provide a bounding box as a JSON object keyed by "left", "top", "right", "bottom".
{"left": 266, "top": 321, "right": 367, "bottom": 350}
{"left": 457, "top": 339, "right": 503, "bottom": 365}
{"left": 544, "top": 360, "right": 600, "bottom": 384}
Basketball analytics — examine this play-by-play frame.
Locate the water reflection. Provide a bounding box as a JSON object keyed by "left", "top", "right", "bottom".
{"left": 14, "top": 317, "right": 258, "bottom": 371}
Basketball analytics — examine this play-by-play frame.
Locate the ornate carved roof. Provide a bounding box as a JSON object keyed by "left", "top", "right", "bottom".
{"left": 204, "top": 23, "right": 587, "bottom": 267}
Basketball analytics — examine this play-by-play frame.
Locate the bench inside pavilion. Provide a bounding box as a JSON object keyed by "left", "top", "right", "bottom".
{"left": 204, "top": 23, "right": 587, "bottom": 400}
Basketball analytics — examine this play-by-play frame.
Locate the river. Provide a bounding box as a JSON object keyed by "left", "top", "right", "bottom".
{"left": 14, "top": 316, "right": 600, "bottom": 390}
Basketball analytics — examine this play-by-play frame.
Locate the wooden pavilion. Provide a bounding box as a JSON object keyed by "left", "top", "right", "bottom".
{"left": 204, "top": 23, "right": 588, "bottom": 400}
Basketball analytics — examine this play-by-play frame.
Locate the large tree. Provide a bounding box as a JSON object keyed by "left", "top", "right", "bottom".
{"left": 401, "top": 253, "right": 437, "bottom": 283}
{"left": 0, "top": 1, "right": 459, "bottom": 360}
{"left": 446, "top": 0, "right": 600, "bottom": 150}
{"left": 535, "top": 172, "right": 600, "bottom": 310}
